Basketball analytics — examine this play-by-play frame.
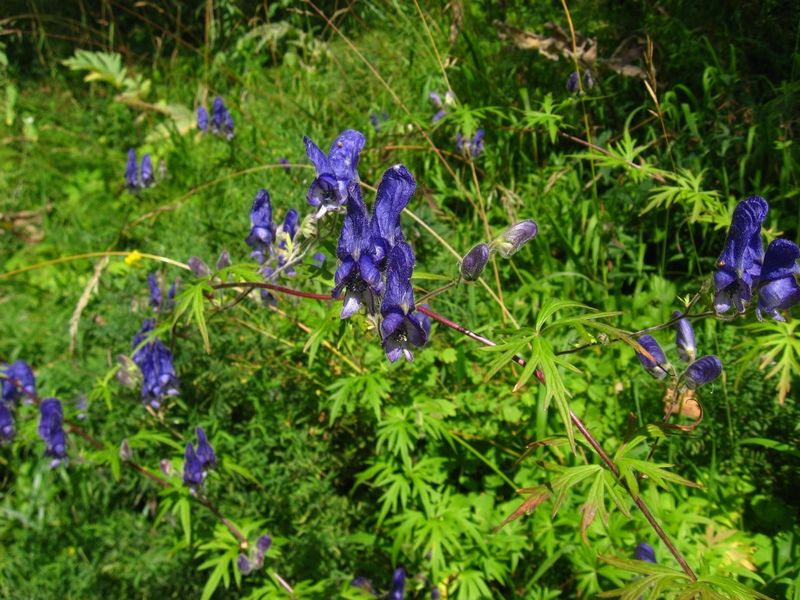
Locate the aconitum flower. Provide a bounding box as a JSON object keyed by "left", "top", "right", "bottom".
{"left": 0, "top": 403, "right": 14, "bottom": 442}
{"left": 332, "top": 182, "right": 383, "bottom": 318}
{"left": 2, "top": 360, "right": 36, "bottom": 404}
{"left": 389, "top": 567, "right": 405, "bottom": 600}
{"left": 188, "top": 257, "right": 210, "bottom": 277}
{"left": 125, "top": 147, "right": 138, "bottom": 190}
{"left": 183, "top": 442, "right": 204, "bottom": 487}
{"left": 256, "top": 534, "right": 272, "bottom": 555}
{"left": 223, "top": 110, "right": 235, "bottom": 139}
{"left": 352, "top": 577, "right": 377, "bottom": 595}
{"left": 566, "top": 71, "right": 580, "bottom": 93}
{"left": 304, "top": 129, "right": 366, "bottom": 219}
{"left": 380, "top": 243, "right": 428, "bottom": 363}
{"left": 277, "top": 209, "right": 300, "bottom": 273}
{"left": 684, "top": 356, "right": 723, "bottom": 390}
{"left": 634, "top": 542, "right": 657, "bottom": 564}
{"left": 217, "top": 250, "right": 231, "bottom": 270}
{"left": 756, "top": 238, "right": 800, "bottom": 322}
{"left": 714, "top": 196, "right": 769, "bottom": 313}
{"left": 245, "top": 189, "right": 277, "bottom": 264}
{"left": 237, "top": 555, "right": 251, "bottom": 575}
{"left": 583, "top": 69, "right": 595, "bottom": 90}
{"left": 370, "top": 164, "right": 416, "bottom": 265}
{"left": 140, "top": 153, "right": 155, "bottom": 187}
{"left": 132, "top": 319, "right": 180, "bottom": 409}
{"left": 195, "top": 427, "right": 216, "bottom": 469}
{"left": 672, "top": 311, "right": 696, "bottom": 363}
{"left": 197, "top": 106, "right": 209, "bottom": 132}
{"left": 211, "top": 97, "right": 234, "bottom": 138}
{"left": 38, "top": 398, "right": 67, "bottom": 468}
{"left": 460, "top": 243, "right": 490, "bottom": 281}
{"left": 148, "top": 272, "right": 162, "bottom": 310}
{"left": 429, "top": 92, "right": 443, "bottom": 108}
{"left": 635, "top": 335, "right": 669, "bottom": 380}
{"left": 456, "top": 130, "right": 485, "bottom": 157}
{"left": 491, "top": 220, "right": 539, "bottom": 258}
{"left": 431, "top": 109, "right": 448, "bottom": 123}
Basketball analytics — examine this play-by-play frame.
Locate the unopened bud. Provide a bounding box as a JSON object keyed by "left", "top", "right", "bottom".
{"left": 684, "top": 356, "right": 723, "bottom": 390}
{"left": 460, "top": 243, "right": 490, "bottom": 281}
{"left": 160, "top": 459, "right": 173, "bottom": 477}
{"left": 188, "top": 257, "right": 210, "bottom": 277}
{"left": 583, "top": 69, "right": 595, "bottom": 90}
{"left": 120, "top": 439, "right": 133, "bottom": 461}
{"left": 237, "top": 554, "right": 251, "bottom": 575}
{"left": 216, "top": 250, "right": 231, "bottom": 270}
{"left": 491, "top": 220, "right": 538, "bottom": 258}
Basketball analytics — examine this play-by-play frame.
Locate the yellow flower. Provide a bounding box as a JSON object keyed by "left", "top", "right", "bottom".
{"left": 125, "top": 250, "right": 143, "bottom": 267}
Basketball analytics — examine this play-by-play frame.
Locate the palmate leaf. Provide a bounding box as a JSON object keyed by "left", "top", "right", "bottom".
{"left": 63, "top": 50, "right": 128, "bottom": 88}
{"left": 579, "top": 471, "right": 609, "bottom": 544}
{"left": 617, "top": 458, "right": 704, "bottom": 495}
{"left": 736, "top": 319, "right": 800, "bottom": 405}
{"left": 537, "top": 337, "right": 577, "bottom": 451}
{"left": 493, "top": 484, "right": 553, "bottom": 532}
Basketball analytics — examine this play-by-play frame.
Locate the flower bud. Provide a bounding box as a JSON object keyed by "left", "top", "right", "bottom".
{"left": 491, "top": 220, "right": 538, "bottom": 258}
{"left": 634, "top": 542, "right": 657, "bottom": 564}
{"left": 119, "top": 439, "right": 133, "bottom": 461}
{"left": 567, "top": 71, "right": 580, "bottom": 93}
{"left": 672, "top": 311, "right": 696, "bottom": 363}
{"left": 256, "top": 534, "right": 272, "bottom": 555}
{"left": 188, "top": 257, "right": 210, "bottom": 277}
{"left": 634, "top": 335, "right": 669, "bottom": 380}
{"left": 216, "top": 250, "right": 231, "bottom": 270}
{"left": 460, "top": 243, "right": 490, "bottom": 281}
{"left": 160, "top": 459, "right": 173, "bottom": 477}
{"left": 237, "top": 554, "right": 251, "bottom": 575}
{"left": 583, "top": 69, "right": 595, "bottom": 90}
{"left": 684, "top": 355, "right": 722, "bottom": 390}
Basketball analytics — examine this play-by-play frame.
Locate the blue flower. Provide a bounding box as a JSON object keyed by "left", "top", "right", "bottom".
{"left": 634, "top": 335, "right": 669, "bottom": 380}
{"left": 195, "top": 427, "right": 216, "bottom": 469}
{"left": 491, "top": 220, "right": 538, "bottom": 258}
{"left": 370, "top": 164, "right": 416, "bottom": 265}
{"left": 431, "top": 109, "right": 448, "bottom": 123}
{"left": 277, "top": 208, "right": 300, "bottom": 273}
{"left": 567, "top": 71, "right": 580, "bottom": 93}
{"left": 429, "top": 92, "right": 443, "bottom": 108}
{"left": 714, "top": 196, "right": 769, "bottom": 313}
{"left": 352, "top": 576, "right": 377, "bottom": 595}
{"left": 756, "top": 238, "right": 800, "bottom": 322}
{"left": 237, "top": 555, "right": 252, "bottom": 575}
{"left": 456, "top": 130, "right": 485, "bottom": 157}
{"left": 389, "top": 567, "right": 405, "bottom": 600}
{"left": 0, "top": 403, "right": 14, "bottom": 442}
{"left": 256, "top": 534, "right": 272, "bottom": 555}
{"left": 380, "top": 243, "right": 428, "bottom": 363}
{"left": 197, "top": 106, "right": 209, "bottom": 132}
{"left": 671, "top": 311, "right": 696, "bottom": 363}
{"left": 188, "top": 257, "right": 210, "bottom": 277}
{"left": 634, "top": 542, "right": 657, "bottom": 564}
{"left": 140, "top": 153, "right": 155, "bottom": 187}
{"left": 38, "top": 398, "right": 68, "bottom": 468}
{"left": 304, "top": 130, "right": 366, "bottom": 219}
{"left": 125, "top": 147, "right": 138, "bottom": 190}
{"left": 684, "top": 356, "right": 723, "bottom": 390}
{"left": 370, "top": 113, "right": 380, "bottom": 131}
{"left": 211, "top": 97, "right": 234, "bottom": 138}
{"left": 183, "top": 442, "right": 204, "bottom": 488}
{"left": 279, "top": 157, "right": 291, "bottom": 173}
{"left": 132, "top": 319, "right": 180, "bottom": 409}
{"left": 332, "top": 182, "right": 384, "bottom": 318}
{"left": 312, "top": 252, "right": 326, "bottom": 268}
{"left": 147, "top": 273, "right": 176, "bottom": 312}
{"left": 245, "top": 189, "right": 277, "bottom": 264}
{"left": 2, "top": 360, "right": 36, "bottom": 404}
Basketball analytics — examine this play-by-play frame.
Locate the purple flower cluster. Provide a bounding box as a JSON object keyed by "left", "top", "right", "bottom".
{"left": 456, "top": 129, "right": 484, "bottom": 157}
{"left": 304, "top": 130, "right": 366, "bottom": 219}
{"left": 197, "top": 97, "right": 234, "bottom": 139}
{"left": 634, "top": 316, "right": 722, "bottom": 390}
{"left": 330, "top": 160, "right": 430, "bottom": 362}
{"left": 1, "top": 360, "right": 37, "bottom": 442}
{"left": 125, "top": 148, "right": 156, "bottom": 191}
{"left": 148, "top": 272, "right": 176, "bottom": 312}
{"left": 131, "top": 319, "right": 180, "bottom": 409}
{"left": 237, "top": 534, "right": 272, "bottom": 575}
{"left": 183, "top": 426, "right": 216, "bottom": 490}
{"left": 713, "top": 196, "right": 800, "bottom": 321}
{"left": 38, "top": 398, "right": 68, "bottom": 468}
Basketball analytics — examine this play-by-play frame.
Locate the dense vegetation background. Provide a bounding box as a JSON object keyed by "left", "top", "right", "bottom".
{"left": 1, "top": 1, "right": 799, "bottom": 598}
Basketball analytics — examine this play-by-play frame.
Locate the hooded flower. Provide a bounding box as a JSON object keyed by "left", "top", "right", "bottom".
{"left": 125, "top": 147, "right": 138, "bottom": 190}
{"left": 183, "top": 442, "right": 204, "bottom": 487}
{"left": 756, "top": 238, "right": 800, "bottom": 321}
{"left": 148, "top": 272, "right": 162, "bottom": 310}
{"left": 684, "top": 356, "right": 723, "bottom": 390}
{"left": 671, "top": 311, "right": 696, "bottom": 363}
{"left": 197, "top": 106, "right": 209, "bottom": 132}
{"left": 38, "top": 398, "right": 67, "bottom": 468}
{"left": 140, "top": 153, "right": 155, "bottom": 188}
{"left": 491, "top": 220, "right": 539, "bottom": 258}
{"left": 460, "top": 243, "right": 490, "bottom": 281}
{"left": 132, "top": 319, "right": 180, "bottom": 409}
{"left": 634, "top": 543, "right": 657, "bottom": 564}
{"left": 567, "top": 71, "right": 580, "bottom": 93}
{"left": 380, "top": 243, "right": 428, "bottom": 363}
{"left": 277, "top": 208, "right": 300, "bottom": 272}
{"left": 714, "top": 196, "right": 769, "bottom": 313}
{"left": 370, "top": 164, "right": 416, "bottom": 266}
{"left": 634, "top": 335, "right": 669, "bottom": 380}
{"left": 304, "top": 129, "right": 366, "bottom": 219}
{"left": 332, "top": 182, "right": 384, "bottom": 318}
{"left": 211, "top": 97, "right": 234, "bottom": 138}
{"left": 2, "top": 360, "right": 36, "bottom": 404}
{"left": 195, "top": 426, "right": 216, "bottom": 469}
{"left": 237, "top": 555, "right": 252, "bottom": 575}
{"left": 245, "top": 189, "right": 277, "bottom": 264}
{"left": 188, "top": 257, "right": 210, "bottom": 277}
{"left": 389, "top": 567, "right": 405, "bottom": 600}
{"left": 0, "top": 403, "right": 14, "bottom": 442}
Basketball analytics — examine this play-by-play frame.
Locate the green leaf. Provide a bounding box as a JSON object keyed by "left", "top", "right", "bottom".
{"left": 579, "top": 471, "right": 609, "bottom": 544}
{"left": 175, "top": 497, "right": 192, "bottom": 547}
{"left": 550, "top": 465, "right": 602, "bottom": 517}
{"left": 200, "top": 554, "right": 229, "bottom": 600}
{"left": 537, "top": 337, "right": 576, "bottom": 452}
{"left": 620, "top": 458, "right": 704, "bottom": 491}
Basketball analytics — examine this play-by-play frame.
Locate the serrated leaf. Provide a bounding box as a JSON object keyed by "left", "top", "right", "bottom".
{"left": 621, "top": 458, "right": 704, "bottom": 491}
{"left": 550, "top": 465, "right": 601, "bottom": 517}
{"left": 538, "top": 337, "right": 575, "bottom": 452}
{"left": 579, "top": 471, "right": 609, "bottom": 544}
{"left": 493, "top": 484, "right": 553, "bottom": 532}
{"left": 175, "top": 497, "right": 191, "bottom": 547}
{"left": 200, "top": 554, "right": 229, "bottom": 600}
{"left": 535, "top": 298, "right": 592, "bottom": 332}
{"left": 603, "top": 470, "right": 632, "bottom": 519}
